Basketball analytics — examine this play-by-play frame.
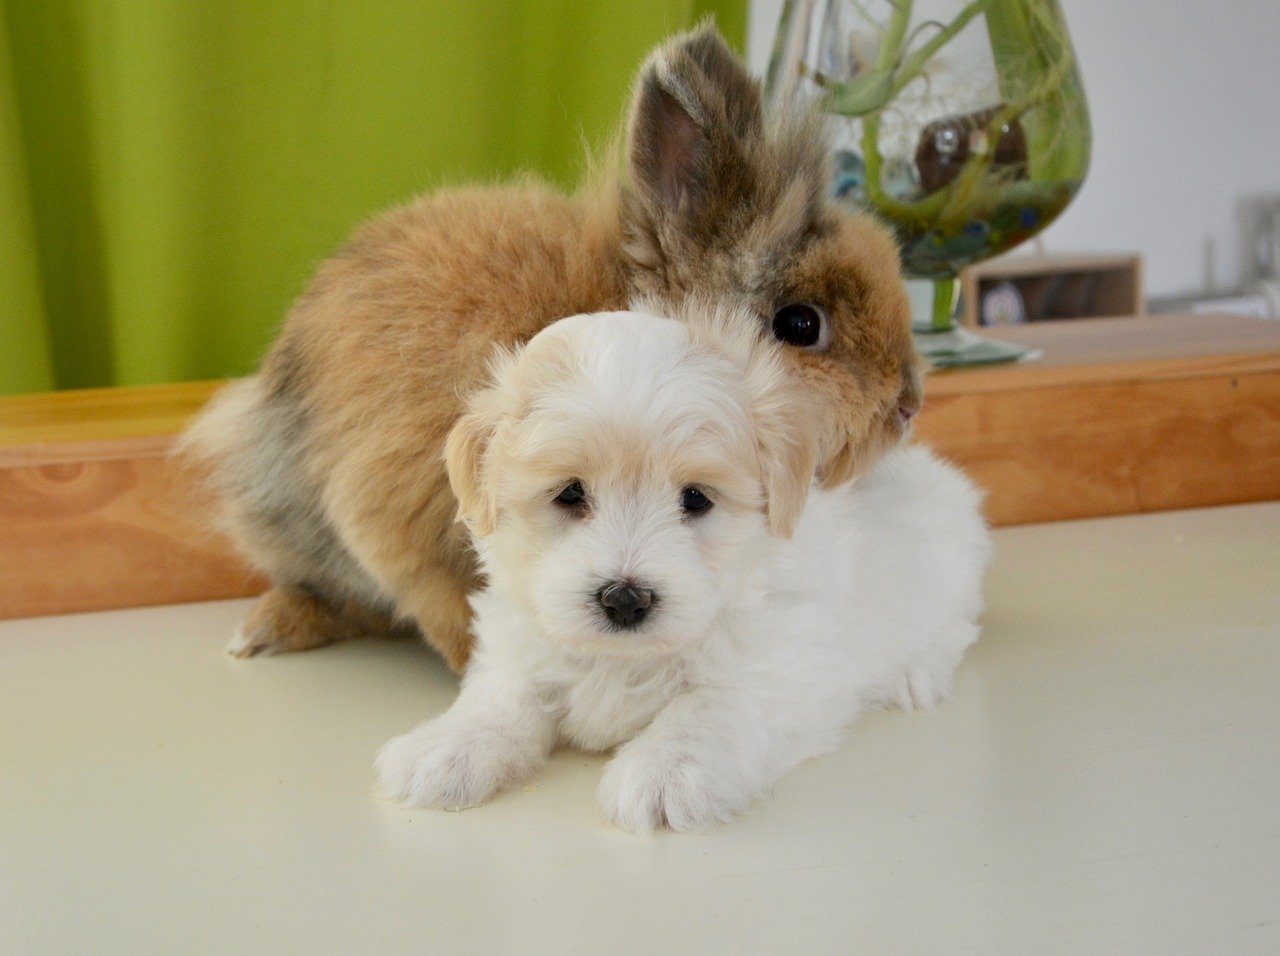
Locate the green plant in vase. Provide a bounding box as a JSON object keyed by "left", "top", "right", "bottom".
{"left": 766, "top": 0, "right": 1091, "bottom": 365}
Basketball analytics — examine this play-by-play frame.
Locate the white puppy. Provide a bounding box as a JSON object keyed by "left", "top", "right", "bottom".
{"left": 376, "top": 308, "right": 991, "bottom": 832}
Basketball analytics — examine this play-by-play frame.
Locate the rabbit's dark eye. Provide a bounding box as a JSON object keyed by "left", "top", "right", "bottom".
{"left": 680, "top": 486, "right": 713, "bottom": 515}
{"left": 772, "top": 304, "right": 829, "bottom": 350}
{"left": 555, "top": 481, "right": 586, "bottom": 508}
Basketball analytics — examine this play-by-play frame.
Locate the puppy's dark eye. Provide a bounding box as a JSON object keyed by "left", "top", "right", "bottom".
{"left": 772, "top": 303, "right": 829, "bottom": 350}
{"left": 555, "top": 481, "right": 586, "bottom": 507}
{"left": 680, "top": 487, "right": 713, "bottom": 515}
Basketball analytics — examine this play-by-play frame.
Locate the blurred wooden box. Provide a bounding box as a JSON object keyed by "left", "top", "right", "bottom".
{"left": 960, "top": 253, "right": 1144, "bottom": 327}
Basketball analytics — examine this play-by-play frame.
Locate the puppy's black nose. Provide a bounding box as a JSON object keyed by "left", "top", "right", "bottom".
{"left": 597, "top": 582, "right": 654, "bottom": 629}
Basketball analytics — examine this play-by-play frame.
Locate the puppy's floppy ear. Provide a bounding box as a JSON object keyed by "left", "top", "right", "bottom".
{"left": 684, "top": 301, "right": 817, "bottom": 537}
{"left": 746, "top": 359, "right": 817, "bottom": 539}
{"left": 444, "top": 393, "right": 504, "bottom": 537}
{"left": 625, "top": 23, "right": 763, "bottom": 244}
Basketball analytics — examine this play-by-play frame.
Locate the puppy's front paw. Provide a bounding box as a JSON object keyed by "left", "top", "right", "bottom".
{"left": 376, "top": 719, "right": 537, "bottom": 810}
{"left": 598, "top": 745, "right": 747, "bottom": 834}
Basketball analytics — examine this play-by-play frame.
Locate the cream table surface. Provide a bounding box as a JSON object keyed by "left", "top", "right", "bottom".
{"left": 3, "top": 503, "right": 1278, "bottom": 955}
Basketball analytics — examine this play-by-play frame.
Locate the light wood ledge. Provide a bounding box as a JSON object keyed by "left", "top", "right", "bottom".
{"left": 2, "top": 313, "right": 1278, "bottom": 620}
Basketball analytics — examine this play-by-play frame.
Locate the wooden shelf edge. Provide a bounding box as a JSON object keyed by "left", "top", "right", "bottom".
{"left": 0, "top": 434, "right": 177, "bottom": 468}
{"left": 926, "top": 348, "right": 1280, "bottom": 396}
{"left": 0, "top": 379, "right": 224, "bottom": 448}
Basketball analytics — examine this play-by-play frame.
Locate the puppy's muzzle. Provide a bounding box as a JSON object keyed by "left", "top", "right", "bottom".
{"left": 596, "top": 582, "right": 655, "bottom": 629}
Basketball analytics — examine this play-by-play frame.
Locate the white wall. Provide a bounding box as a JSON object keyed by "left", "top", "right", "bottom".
{"left": 748, "top": 0, "right": 1280, "bottom": 299}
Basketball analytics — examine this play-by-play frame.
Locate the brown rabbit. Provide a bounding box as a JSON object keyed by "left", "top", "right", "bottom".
{"left": 183, "top": 24, "right": 922, "bottom": 672}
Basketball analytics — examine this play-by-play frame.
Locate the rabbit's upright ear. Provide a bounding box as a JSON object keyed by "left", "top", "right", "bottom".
{"left": 625, "top": 24, "right": 763, "bottom": 242}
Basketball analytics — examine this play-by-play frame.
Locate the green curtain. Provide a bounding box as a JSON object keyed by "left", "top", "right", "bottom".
{"left": 0, "top": 1, "right": 744, "bottom": 395}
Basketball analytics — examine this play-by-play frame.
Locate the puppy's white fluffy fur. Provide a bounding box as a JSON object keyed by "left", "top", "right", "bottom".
{"left": 376, "top": 308, "right": 991, "bottom": 832}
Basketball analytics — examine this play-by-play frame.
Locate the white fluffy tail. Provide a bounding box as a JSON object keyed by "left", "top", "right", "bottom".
{"left": 174, "top": 376, "right": 264, "bottom": 465}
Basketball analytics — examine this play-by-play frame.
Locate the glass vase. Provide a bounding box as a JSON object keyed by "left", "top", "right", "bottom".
{"left": 766, "top": 0, "right": 1091, "bottom": 366}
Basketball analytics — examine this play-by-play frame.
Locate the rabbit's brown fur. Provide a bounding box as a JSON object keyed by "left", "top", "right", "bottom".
{"left": 185, "top": 25, "right": 922, "bottom": 672}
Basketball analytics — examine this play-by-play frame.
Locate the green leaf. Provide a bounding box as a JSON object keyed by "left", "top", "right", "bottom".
{"left": 824, "top": 70, "right": 896, "bottom": 116}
